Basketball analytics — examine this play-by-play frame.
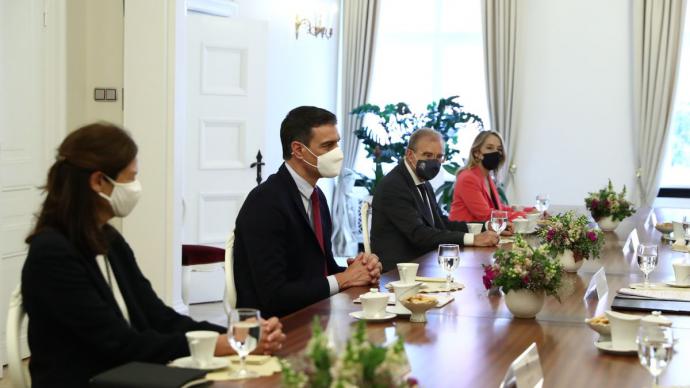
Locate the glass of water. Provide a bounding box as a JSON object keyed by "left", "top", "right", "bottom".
{"left": 637, "top": 244, "right": 659, "bottom": 289}
{"left": 437, "top": 244, "right": 460, "bottom": 292}
{"left": 637, "top": 325, "right": 674, "bottom": 387}
{"left": 227, "top": 308, "right": 262, "bottom": 378}
{"left": 535, "top": 193, "right": 550, "bottom": 216}
{"left": 491, "top": 210, "right": 508, "bottom": 235}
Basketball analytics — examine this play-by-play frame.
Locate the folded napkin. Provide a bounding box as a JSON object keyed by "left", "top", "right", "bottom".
{"left": 618, "top": 288, "right": 690, "bottom": 302}
{"left": 354, "top": 292, "right": 455, "bottom": 308}
{"left": 205, "top": 356, "right": 281, "bottom": 381}
{"left": 383, "top": 281, "right": 464, "bottom": 293}
{"left": 671, "top": 244, "right": 688, "bottom": 253}
{"left": 629, "top": 284, "right": 690, "bottom": 292}
{"left": 499, "top": 237, "right": 515, "bottom": 244}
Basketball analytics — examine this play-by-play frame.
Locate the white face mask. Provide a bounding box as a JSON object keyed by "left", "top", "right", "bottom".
{"left": 98, "top": 175, "right": 142, "bottom": 217}
{"left": 299, "top": 144, "right": 344, "bottom": 178}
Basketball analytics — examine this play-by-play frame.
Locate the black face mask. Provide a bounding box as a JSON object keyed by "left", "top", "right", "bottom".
{"left": 414, "top": 158, "right": 441, "bottom": 181}
{"left": 481, "top": 151, "right": 502, "bottom": 171}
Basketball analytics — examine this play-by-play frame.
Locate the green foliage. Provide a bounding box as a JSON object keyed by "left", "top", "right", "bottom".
{"left": 537, "top": 211, "right": 604, "bottom": 262}
{"left": 281, "top": 318, "right": 411, "bottom": 388}
{"left": 584, "top": 179, "right": 636, "bottom": 222}
{"left": 482, "top": 235, "right": 564, "bottom": 299}
{"left": 352, "top": 96, "right": 483, "bottom": 203}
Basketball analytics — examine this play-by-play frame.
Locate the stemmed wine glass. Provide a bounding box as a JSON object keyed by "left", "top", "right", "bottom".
{"left": 637, "top": 244, "right": 659, "bottom": 289}
{"left": 535, "top": 193, "right": 550, "bottom": 217}
{"left": 227, "top": 308, "right": 262, "bottom": 378}
{"left": 637, "top": 325, "right": 674, "bottom": 387}
{"left": 437, "top": 244, "right": 460, "bottom": 292}
{"left": 491, "top": 210, "right": 508, "bottom": 235}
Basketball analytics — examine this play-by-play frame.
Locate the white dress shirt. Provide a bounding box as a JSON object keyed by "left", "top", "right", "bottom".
{"left": 285, "top": 163, "right": 340, "bottom": 296}
{"left": 404, "top": 159, "right": 475, "bottom": 246}
{"left": 95, "top": 254, "right": 131, "bottom": 324}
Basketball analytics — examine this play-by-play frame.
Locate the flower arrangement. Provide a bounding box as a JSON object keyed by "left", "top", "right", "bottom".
{"left": 537, "top": 211, "right": 604, "bottom": 262}
{"left": 281, "top": 317, "right": 416, "bottom": 388}
{"left": 585, "top": 179, "right": 636, "bottom": 222}
{"left": 482, "top": 235, "right": 563, "bottom": 299}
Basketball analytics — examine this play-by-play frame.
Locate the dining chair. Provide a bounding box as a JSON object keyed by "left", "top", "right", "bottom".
{"left": 6, "top": 284, "right": 31, "bottom": 388}
{"left": 360, "top": 201, "right": 372, "bottom": 254}
{"left": 181, "top": 245, "right": 225, "bottom": 305}
{"left": 223, "top": 231, "right": 237, "bottom": 312}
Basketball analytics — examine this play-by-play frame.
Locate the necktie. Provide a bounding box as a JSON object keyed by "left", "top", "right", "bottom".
{"left": 310, "top": 189, "right": 328, "bottom": 276}
{"left": 417, "top": 184, "right": 434, "bottom": 226}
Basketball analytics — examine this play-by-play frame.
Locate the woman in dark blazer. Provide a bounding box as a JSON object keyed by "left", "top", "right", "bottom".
{"left": 21, "top": 123, "right": 285, "bottom": 387}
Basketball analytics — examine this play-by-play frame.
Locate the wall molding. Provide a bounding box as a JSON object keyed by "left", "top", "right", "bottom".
{"left": 187, "top": 0, "right": 238, "bottom": 18}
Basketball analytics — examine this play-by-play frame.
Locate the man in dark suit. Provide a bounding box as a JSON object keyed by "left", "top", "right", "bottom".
{"left": 371, "top": 128, "right": 500, "bottom": 271}
{"left": 233, "top": 106, "right": 382, "bottom": 317}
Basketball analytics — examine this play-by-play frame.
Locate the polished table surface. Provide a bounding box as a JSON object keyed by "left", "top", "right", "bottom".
{"left": 215, "top": 206, "right": 690, "bottom": 387}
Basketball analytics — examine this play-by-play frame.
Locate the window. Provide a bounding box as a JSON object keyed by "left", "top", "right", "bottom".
{"left": 353, "top": 0, "right": 488, "bottom": 184}
{"left": 659, "top": 5, "right": 690, "bottom": 195}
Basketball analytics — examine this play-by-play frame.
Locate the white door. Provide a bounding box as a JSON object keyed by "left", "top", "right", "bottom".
{"left": 184, "top": 14, "right": 267, "bottom": 248}
{"left": 0, "top": 0, "right": 54, "bottom": 365}
{"left": 181, "top": 13, "right": 267, "bottom": 304}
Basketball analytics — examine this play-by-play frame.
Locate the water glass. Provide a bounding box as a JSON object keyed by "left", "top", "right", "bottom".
{"left": 490, "top": 210, "right": 508, "bottom": 235}
{"left": 227, "top": 308, "right": 262, "bottom": 378}
{"left": 637, "top": 325, "right": 674, "bottom": 387}
{"left": 637, "top": 244, "right": 658, "bottom": 288}
{"left": 535, "top": 193, "right": 550, "bottom": 215}
{"left": 437, "top": 244, "right": 460, "bottom": 292}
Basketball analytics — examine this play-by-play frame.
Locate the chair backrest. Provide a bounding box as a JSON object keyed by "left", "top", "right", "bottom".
{"left": 223, "top": 231, "right": 237, "bottom": 311}
{"left": 6, "top": 283, "right": 31, "bottom": 388}
{"left": 360, "top": 201, "right": 372, "bottom": 254}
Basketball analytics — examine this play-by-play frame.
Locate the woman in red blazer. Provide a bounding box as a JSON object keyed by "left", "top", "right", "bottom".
{"left": 450, "top": 131, "right": 530, "bottom": 222}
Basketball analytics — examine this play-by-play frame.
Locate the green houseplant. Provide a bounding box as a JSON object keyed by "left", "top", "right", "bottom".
{"left": 351, "top": 96, "right": 483, "bottom": 212}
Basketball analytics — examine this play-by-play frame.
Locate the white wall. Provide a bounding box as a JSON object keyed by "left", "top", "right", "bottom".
{"left": 508, "top": 0, "right": 637, "bottom": 207}
{"left": 231, "top": 0, "right": 340, "bottom": 201}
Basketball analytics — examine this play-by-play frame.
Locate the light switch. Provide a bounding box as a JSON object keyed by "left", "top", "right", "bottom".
{"left": 105, "top": 89, "right": 117, "bottom": 101}
{"left": 94, "top": 88, "right": 106, "bottom": 100}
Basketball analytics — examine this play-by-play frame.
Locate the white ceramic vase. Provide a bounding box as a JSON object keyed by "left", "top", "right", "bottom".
{"left": 597, "top": 216, "right": 620, "bottom": 232}
{"left": 557, "top": 249, "right": 583, "bottom": 273}
{"left": 504, "top": 289, "right": 545, "bottom": 319}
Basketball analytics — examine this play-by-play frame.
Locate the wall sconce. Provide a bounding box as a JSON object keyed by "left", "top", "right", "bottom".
{"left": 294, "top": 6, "right": 336, "bottom": 40}
{"left": 295, "top": 15, "right": 334, "bottom": 39}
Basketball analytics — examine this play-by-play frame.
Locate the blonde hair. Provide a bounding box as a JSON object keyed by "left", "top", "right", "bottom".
{"left": 463, "top": 130, "right": 506, "bottom": 171}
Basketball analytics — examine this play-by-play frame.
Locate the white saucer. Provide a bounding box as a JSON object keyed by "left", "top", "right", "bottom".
{"left": 349, "top": 311, "right": 396, "bottom": 321}
{"left": 594, "top": 340, "right": 637, "bottom": 355}
{"left": 170, "top": 356, "right": 227, "bottom": 370}
{"left": 386, "top": 305, "right": 411, "bottom": 315}
{"left": 664, "top": 281, "right": 690, "bottom": 288}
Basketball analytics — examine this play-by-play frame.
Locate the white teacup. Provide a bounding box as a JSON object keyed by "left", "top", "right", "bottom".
{"left": 359, "top": 289, "right": 389, "bottom": 318}
{"left": 389, "top": 281, "right": 422, "bottom": 314}
{"left": 468, "top": 223, "right": 483, "bottom": 234}
{"left": 673, "top": 261, "right": 690, "bottom": 285}
{"left": 186, "top": 330, "right": 218, "bottom": 368}
{"left": 513, "top": 218, "right": 529, "bottom": 234}
{"left": 397, "top": 263, "right": 419, "bottom": 284}
{"left": 526, "top": 213, "right": 539, "bottom": 230}
{"left": 605, "top": 310, "right": 641, "bottom": 350}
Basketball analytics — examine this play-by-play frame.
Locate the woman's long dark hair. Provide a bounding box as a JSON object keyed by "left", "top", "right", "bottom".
{"left": 26, "top": 122, "right": 138, "bottom": 258}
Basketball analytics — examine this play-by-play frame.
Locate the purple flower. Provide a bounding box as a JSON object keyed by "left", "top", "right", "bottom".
{"left": 587, "top": 231, "right": 598, "bottom": 242}
{"left": 482, "top": 266, "right": 498, "bottom": 289}
{"left": 591, "top": 199, "right": 599, "bottom": 209}
{"left": 522, "top": 275, "right": 530, "bottom": 285}
{"left": 546, "top": 228, "right": 556, "bottom": 242}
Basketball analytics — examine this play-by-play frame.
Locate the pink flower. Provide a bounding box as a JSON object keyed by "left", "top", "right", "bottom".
{"left": 587, "top": 231, "right": 598, "bottom": 241}
{"left": 522, "top": 275, "right": 530, "bottom": 285}
{"left": 591, "top": 199, "right": 599, "bottom": 209}
{"left": 603, "top": 199, "right": 610, "bottom": 208}
{"left": 546, "top": 228, "right": 556, "bottom": 242}
{"left": 482, "top": 266, "right": 497, "bottom": 289}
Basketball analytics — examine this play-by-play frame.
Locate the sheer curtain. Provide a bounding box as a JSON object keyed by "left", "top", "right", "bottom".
{"left": 331, "top": 0, "right": 379, "bottom": 256}
{"left": 632, "top": 0, "right": 687, "bottom": 205}
{"left": 481, "top": 0, "right": 518, "bottom": 189}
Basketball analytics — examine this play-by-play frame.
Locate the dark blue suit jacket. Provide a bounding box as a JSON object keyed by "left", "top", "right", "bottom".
{"left": 22, "top": 226, "right": 224, "bottom": 388}
{"left": 233, "top": 163, "right": 345, "bottom": 318}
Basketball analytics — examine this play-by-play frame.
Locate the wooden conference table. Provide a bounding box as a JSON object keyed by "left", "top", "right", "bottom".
{"left": 216, "top": 206, "right": 690, "bottom": 387}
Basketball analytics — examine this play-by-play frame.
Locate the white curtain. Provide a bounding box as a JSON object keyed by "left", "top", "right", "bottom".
{"left": 331, "top": 0, "right": 378, "bottom": 256}
{"left": 481, "top": 0, "right": 518, "bottom": 189}
{"left": 633, "top": 0, "right": 687, "bottom": 205}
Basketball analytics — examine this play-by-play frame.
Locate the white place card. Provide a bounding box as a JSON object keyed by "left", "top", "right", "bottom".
{"left": 499, "top": 343, "right": 543, "bottom": 388}
{"left": 623, "top": 228, "right": 640, "bottom": 255}
{"left": 584, "top": 267, "right": 608, "bottom": 300}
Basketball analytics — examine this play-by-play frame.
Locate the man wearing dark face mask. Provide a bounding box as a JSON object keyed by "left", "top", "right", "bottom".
{"left": 371, "top": 129, "right": 500, "bottom": 271}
